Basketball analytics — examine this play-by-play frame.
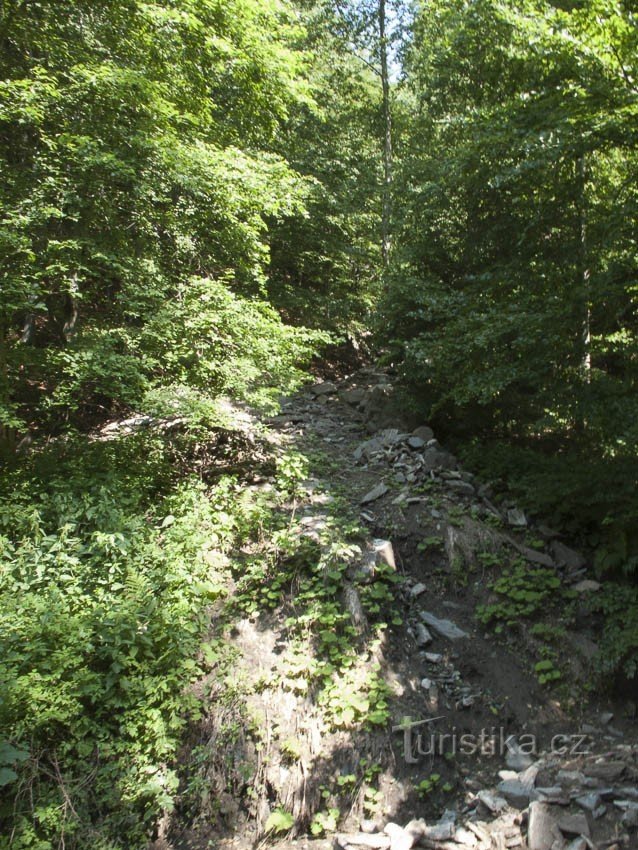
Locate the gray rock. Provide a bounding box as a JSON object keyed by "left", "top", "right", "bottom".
{"left": 564, "top": 840, "right": 588, "bottom": 850}
{"left": 360, "top": 819, "right": 379, "bottom": 834}
{"left": 383, "top": 823, "right": 412, "bottom": 850}
{"left": 538, "top": 523, "right": 561, "bottom": 539}
{"left": 444, "top": 516, "right": 502, "bottom": 573}
{"left": 310, "top": 381, "right": 337, "bottom": 396}
{"left": 506, "top": 740, "right": 535, "bottom": 771}
{"left": 404, "top": 819, "right": 427, "bottom": 843}
{"left": 420, "top": 610, "right": 469, "bottom": 640}
{"left": 584, "top": 760, "right": 625, "bottom": 781}
{"left": 299, "top": 513, "right": 328, "bottom": 529}
{"left": 350, "top": 540, "right": 396, "bottom": 581}
{"left": 597, "top": 786, "right": 616, "bottom": 799}
{"left": 507, "top": 508, "right": 528, "bottom": 527}
{"left": 550, "top": 541, "right": 586, "bottom": 571}
{"left": 446, "top": 479, "right": 476, "bottom": 496}
{"left": 378, "top": 427, "right": 402, "bottom": 444}
{"left": 361, "top": 384, "right": 406, "bottom": 433}
{"left": 499, "top": 770, "right": 519, "bottom": 781}
{"left": 425, "top": 651, "right": 443, "bottom": 662}
{"left": 556, "top": 771, "right": 586, "bottom": 785}
{"left": 571, "top": 579, "right": 600, "bottom": 593}
{"left": 341, "top": 387, "right": 366, "bottom": 405}
{"left": 498, "top": 779, "right": 538, "bottom": 808}
{"left": 622, "top": 807, "right": 638, "bottom": 829}
{"left": 372, "top": 539, "right": 395, "bottom": 569}
{"left": 565, "top": 632, "right": 599, "bottom": 664}
{"left": 616, "top": 787, "right": 638, "bottom": 800}
{"left": 354, "top": 437, "right": 383, "bottom": 461}
{"left": 510, "top": 541, "right": 555, "bottom": 568}
{"left": 527, "top": 801, "right": 561, "bottom": 850}
{"left": 505, "top": 753, "right": 533, "bottom": 773}
{"left": 410, "top": 582, "right": 426, "bottom": 598}
{"left": 361, "top": 483, "right": 389, "bottom": 504}
{"left": 420, "top": 677, "right": 432, "bottom": 690}
{"left": 422, "top": 821, "right": 455, "bottom": 841}
{"left": 422, "top": 447, "right": 457, "bottom": 472}
{"left": 575, "top": 793, "right": 602, "bottom": 812}
{"left": 407, "top": 436, "right": 425, "bottom": 449}
{"left": 558, "top": 813, "right": 590, "bottom": 837}
{"left": 536, "top": 786, "right": 569, "bottom": 804}
{"left": 412, "top": 425, "right": 434, "bottom": 442}
{"left": 477, "top": 790, "right": 508, "bottom": 813}
{"left": 415, "top": 623, "right": 433, "bottom": 646}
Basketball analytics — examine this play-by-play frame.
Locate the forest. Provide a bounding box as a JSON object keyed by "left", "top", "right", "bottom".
{"left": 1, "top": 1, "right": 637, "bottom": 848}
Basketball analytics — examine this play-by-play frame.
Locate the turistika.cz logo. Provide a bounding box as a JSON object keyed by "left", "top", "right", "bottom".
{"left": 391, "top": 717, "right": 591, "bottom": 764}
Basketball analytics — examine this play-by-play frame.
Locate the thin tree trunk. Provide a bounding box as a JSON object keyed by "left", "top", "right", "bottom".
{"left": 575, "top": 151, "right": 591, "bottom": 435}
{"left": 577, "top": 152, "right": 591, "bottom": 381}
{"left": 0, "top": 314, "right": 15, "bottom": 454}
{"left": 379, "top": 0, "right": 393, "bottom": 269}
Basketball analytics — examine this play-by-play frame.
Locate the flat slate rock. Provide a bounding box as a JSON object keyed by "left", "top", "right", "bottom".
{"left": 511, "top": 540, "right": 555, "bottom": 568}
{"left": 310, "top": 381, "right": 338, "bottom": 396}
{"left": 498, "top": 779, "right": 538, "bottom": 808}
{"left": 415, "top": 623, "right": 433, "bottom": 646}
{"left": 584, "top": 761, "right": 625, "bottom": 780}
{"left": 558, "top": 813, "right": 590, "bottom": 838}
{"left": 572, "top": 579, "right": 601, "bottom": 593}
{"left": 528, "top": 801, "right": 561, "bottom": 850}
{"left": 420, "top": 611, "right": 469, "bottom": 640}
{"left": 550, "top": 540, "right": 586, "bottom": 571}
{"left": 360, "top": 483, "right": 389, "bottom": 504}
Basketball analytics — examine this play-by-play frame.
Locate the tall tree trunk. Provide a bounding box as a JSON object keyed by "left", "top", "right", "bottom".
{"left": 577, "top": 152, "right": 591, "bottom": 381}
{"left": 379, "top": 0, "right": 393, "bottom": 269}
{"left": 575, "top": 151, "right": 591, "bottom": 435}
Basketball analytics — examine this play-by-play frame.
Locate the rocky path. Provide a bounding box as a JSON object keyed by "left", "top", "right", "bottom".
{"left": 171, "top": 366, "right": 638, "bottom": 850}
{"left": 263, "top": 367, "right": 638, "bottom": 850}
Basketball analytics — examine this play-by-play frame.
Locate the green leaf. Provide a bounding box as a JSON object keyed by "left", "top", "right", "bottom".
{"left": 265, "top": 809, "right": 295, "bottom": 834}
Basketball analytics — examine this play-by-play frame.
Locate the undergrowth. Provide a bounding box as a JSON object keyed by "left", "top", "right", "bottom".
{"left": 0, "top": 432, "right": 280, "bottom": 849}
{"left": 0, "top": 427, "right": 402, "bottom": 848}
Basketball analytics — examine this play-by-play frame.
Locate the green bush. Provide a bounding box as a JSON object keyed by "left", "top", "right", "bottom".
{"left": 592, "top": 585, "right": 638, "bottom": 681}
{"left": 0, "top": 439, "right": 261, "bottom": 849}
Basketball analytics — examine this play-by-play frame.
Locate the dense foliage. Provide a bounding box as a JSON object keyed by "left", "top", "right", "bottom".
{"left": 0, "top": 0, "right": 324, "bottom": 439}
{"left": 383, "top": 0, "right": 638, "bottom": 568}
{"left": 0, "top": 439, "right": 246, "bottom": 847}
{"left": 0, "top": 0, "right": 379, "bottom": 846}
{"left": 267, "top": 0, "right": 386, "bottom": 328}
{"left": 3, "top": 0, "right": 638, "bottom": 845}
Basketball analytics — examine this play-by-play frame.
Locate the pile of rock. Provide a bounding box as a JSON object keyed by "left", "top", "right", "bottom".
{"left": 303, "top": 377, "right": 590, "bottom": 592}
{"left": 332, "top": 743, "right": 638, "bottom": 849}
{"left": 400, "top": 605, "right": 480, "bottom": 710}
{"left": 333, "top": 809, "right": 522, "bottom": 849}
{"left": 352, "top": 422, "right": 590, "bottom": 591}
